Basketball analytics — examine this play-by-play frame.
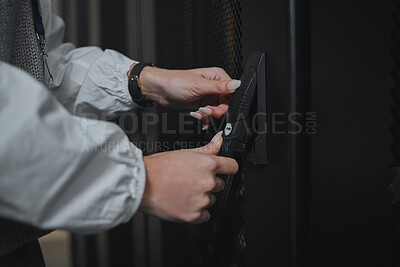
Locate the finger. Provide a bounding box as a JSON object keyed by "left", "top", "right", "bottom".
{"left": 206, "top": 104, "right": 229, "bottom": 119}
{"left": 193, "top": 108, "right": 214, "bottom": 130}
{"left": 191, "top": 210, "right": 211, "bottom": 224}
{"left": 213, "top": 156, "right": 239, "bottom": 175}
{"left": 196, "top": 108, "right": 212, "bottom": 128}
{"left": 212, "top": 177, "right": 225, "bottom": 193}
{"left": 198, "top": 105, "right": 227, "bottom": 120}
{"left": 189, "top": 111, "right": 203, "bottom": 120}
{"left": 201, "top": 115, "right": 211, "bottom": 130}
{"left": 200, "top": 79, "right": 241, "bottom": 95}
{"left": 202, "top": 123, "right": 210, "bottom": 131}
{"left": 198, "top": 107, "right": 213, "bottom": 116}
{"left": 189, "top": 131, "right": 223, "bottom": 155}
{"left": 213, "top": 68, "right": 233, "bottom": 81}
{"left": 206, "top": 194, "right": 217, "bottom": 208}
{"left": 195, "top": 67, "right": 232, "bottom": 81}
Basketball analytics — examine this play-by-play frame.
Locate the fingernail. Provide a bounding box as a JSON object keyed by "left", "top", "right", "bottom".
{"left": 202, "top": 125, "right": 209, "bottom": 131}
{"left": 211, "top": 131, "right": 223, "bottom": 143}
{"left": 189, "top": 111, "right": 203, "bottom": 120}
{"left": 199, "top": 107, "right": 213, "bottom": 115}
{"left": 227, "top": 80, "right": 241, "bottom": 91}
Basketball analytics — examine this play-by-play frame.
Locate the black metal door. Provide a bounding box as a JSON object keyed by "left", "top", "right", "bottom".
{"left": 155, "top": 0, "right": 392, "bottom": 266}
{"left": 65, "top": 0, "right": 393, "bottom": 266}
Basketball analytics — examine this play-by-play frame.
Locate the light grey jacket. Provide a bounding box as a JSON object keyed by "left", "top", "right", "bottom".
{"left": 0, "top": 0, "right": 146, "bottom": 234}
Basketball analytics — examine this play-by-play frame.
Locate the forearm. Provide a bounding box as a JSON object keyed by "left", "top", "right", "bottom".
{"left": 0, "top": 63, "right": 146, "bottom": 233}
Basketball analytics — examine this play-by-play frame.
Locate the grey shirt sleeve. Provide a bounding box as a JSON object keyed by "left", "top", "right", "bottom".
{"left": 0, "top": 62, "right": 146, "bottom": 234}
{"left": 40, "top": 0, "right": 140, "bottom": 120}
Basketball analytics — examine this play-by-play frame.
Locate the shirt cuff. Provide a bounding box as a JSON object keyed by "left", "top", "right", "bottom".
{"left": 115, "top": 53, "right": 140, "bottom": 109}
{"left": 122, "top": 143, "right": 147, "bottom": 223}
{"left": 74, "top": 49, "right": 141, "bottom": 119}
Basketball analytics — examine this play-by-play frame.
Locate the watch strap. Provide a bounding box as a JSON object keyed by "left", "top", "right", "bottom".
{"left": 128, "top": 62, "right": 154, "bottom": 107}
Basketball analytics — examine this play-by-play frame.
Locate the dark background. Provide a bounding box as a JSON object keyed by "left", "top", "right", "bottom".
{"left": 57, "top": 0, "right": 394, "bottom": 266}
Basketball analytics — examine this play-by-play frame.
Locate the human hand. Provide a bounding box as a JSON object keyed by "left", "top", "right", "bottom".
{"left": 140, "top": 131, "right": 239, "bottom": 223}
{"left": 139, "top": 66, "right": 241, "bottom": 128}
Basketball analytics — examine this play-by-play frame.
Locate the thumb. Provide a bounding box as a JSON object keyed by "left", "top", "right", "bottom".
{"left": 201, "top": 79, "right": 241, "bottom": 95}
{"left": 190, "top": 131, "right": 223, "bottom": 155}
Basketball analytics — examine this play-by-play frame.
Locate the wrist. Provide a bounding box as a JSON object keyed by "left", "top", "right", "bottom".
{"left": 127, "top": 63, "right": 166, "bottom": 105}
{"left": 140, "top": 156, "right": 150, "bottom": 209}
{"left": 140, "top": 155, "right": 157, "bottom": 213}
{"left": 139, "top": 66, "right": 168, "bottom": 104}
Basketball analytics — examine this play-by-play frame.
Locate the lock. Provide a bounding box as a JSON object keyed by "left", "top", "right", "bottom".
{"left": 224, "top": 123, "right": 233, "bottom": 136}
{"left": 218, "top": 52, "right": 267, "bottom": 165}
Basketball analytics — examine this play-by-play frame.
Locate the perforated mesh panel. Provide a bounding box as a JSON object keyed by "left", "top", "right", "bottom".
{"left": 180, "top": 1, "right": 245, "bottom": 266}
{"left": 182, "top": 0, "right": 242, "bottom": 78}
{"left": 197, "top": 170, "right": 246, "bottom": 267}
{"left": 156, "top": 0, "right": 245, "bottom": 265}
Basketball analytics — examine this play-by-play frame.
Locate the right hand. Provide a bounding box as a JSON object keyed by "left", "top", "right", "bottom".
{"left": 140, "top": 131, "right": 239, "bottom": 223}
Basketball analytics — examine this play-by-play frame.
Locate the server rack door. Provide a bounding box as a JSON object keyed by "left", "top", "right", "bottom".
{"left": 310, "top": 0, "right": 391, "bottom": 266}
{"left": 156, "top": 0, "right": 392, "bottom": 267}
{"left": 63, "top": 0, "right": 393, "bottom": 266}
{"left": 156, "top": 0, "right": 294, "bottom": 266}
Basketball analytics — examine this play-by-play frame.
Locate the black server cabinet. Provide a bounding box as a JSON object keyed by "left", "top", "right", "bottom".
{"left": 155, "top": 0, "right": 392, "bottom": 267}
{"left": 67, "top": 0, "right": 393, "bottom": 266}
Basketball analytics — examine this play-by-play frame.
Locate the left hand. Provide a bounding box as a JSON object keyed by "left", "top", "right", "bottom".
{"left": 138, "top": 66, "right": 241, "bottom": 128}
{"left": 140, "top": 131, "right": 238, "bottom": 223}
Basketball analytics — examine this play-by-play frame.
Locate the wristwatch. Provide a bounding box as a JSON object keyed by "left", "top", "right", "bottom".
{"left": 128, "top": 62, "right": 155, "bottom": 107}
